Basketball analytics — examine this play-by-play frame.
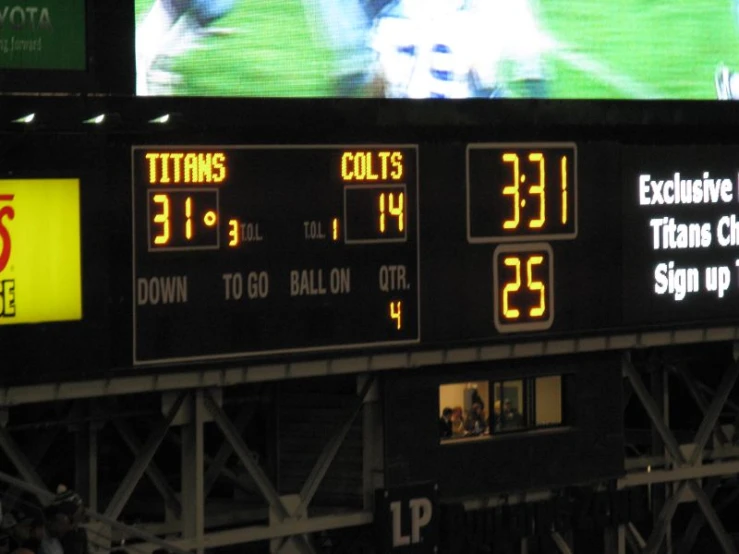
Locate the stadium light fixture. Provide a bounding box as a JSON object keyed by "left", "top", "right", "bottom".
{"left": 12, "top": 113, "right": 35, "bottom": 124}
{"left": 150, "top": 113, "right": 170, "bottom": 124}
{"left": 83, "top": 114, "right": 106, "bottom": 125}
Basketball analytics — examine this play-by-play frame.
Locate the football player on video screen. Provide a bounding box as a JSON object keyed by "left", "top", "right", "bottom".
{"left": 369, "top": 0, "right": 548, "bottom": 99}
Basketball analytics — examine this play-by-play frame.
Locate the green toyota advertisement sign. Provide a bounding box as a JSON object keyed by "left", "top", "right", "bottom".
{"left": 0, "top": 0, "right": 85, "bottom": 70}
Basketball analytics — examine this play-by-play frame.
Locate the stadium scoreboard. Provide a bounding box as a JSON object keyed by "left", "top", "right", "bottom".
{"left": 130, "top": 141, "right": 739, "bottom": 367}
{"left": 132, "top": 145, "right": 420, "bottom": 365}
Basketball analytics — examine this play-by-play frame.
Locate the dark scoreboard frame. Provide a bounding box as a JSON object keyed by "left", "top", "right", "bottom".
{"left": 4, "top": 96, "right": 739, "bottom": 383}
{"left": 131, "top": 144, "right": 422, "bottom": 366}
{"left": 126, "top": 136, "right": 739, "bottom": 367}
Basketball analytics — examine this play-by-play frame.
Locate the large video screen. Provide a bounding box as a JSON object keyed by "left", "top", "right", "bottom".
{"left": 135, "top": 0, "right": 739, "bottom": 99}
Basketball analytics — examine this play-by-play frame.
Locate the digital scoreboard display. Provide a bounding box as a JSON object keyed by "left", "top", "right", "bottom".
{"left": 132, "top": 145, "right": 420, "bottom": 365}
{"left": 467, "top": 144, "right": 577, "bottom": 243}
{"left": 464, "top": 144, "right": 577, "bottom": 335}
{"left": 622, "top": 146, "right": 739, "bottom": 327}
{"left": 493, "top": 243, "right": 554, "bottom": 334}
{"left": 126, "top": 139, "right": 739, "bottom": 370}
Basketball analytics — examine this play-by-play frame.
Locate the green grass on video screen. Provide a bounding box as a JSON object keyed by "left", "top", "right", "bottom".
{"left": 134, "top": 0, "right": 739, "bottom": 99}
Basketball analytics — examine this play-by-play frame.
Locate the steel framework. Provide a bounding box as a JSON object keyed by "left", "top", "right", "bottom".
{"left": 1, "top": 341, "right": 739, "bottom": 553}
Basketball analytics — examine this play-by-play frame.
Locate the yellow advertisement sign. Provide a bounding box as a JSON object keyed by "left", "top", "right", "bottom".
{"left": 0, "top": 179, "right": 82, "bottom": 325}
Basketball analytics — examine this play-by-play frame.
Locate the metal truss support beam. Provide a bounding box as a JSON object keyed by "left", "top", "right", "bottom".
{"left": 2, "top": 428, "right": 58, "bottom": 511}
{"left": 362, "top": 377, "right": 383, "bottom": 510}
{"left": 113, "top": 417, "right": 182, "bottom": 518}
{"left": 686, "top": 361, "right": 739, "bottom": 465}
{"left": 626, "top": 445, "right": 739, "bottom": 471}
{"left": 624, "top": 353, "right": 739, "bottom": 554}
{"left": 676, "top": 366, "right": 730, "bottom": 446}
{"left": 624, "top": 354, "right": 738, "bottom": 464}
{"left": 0, "top": 424, "right": 49, "bottom": 493}
{"left": 643, "top": 481, "right": 686, "bottom": 554}
{"left": 203, "top": 400, "right": 257, "bottom": 498}
{"left": 169, "top": 430, "right": 256, "bottom": 495}
{"left": 625, "top": 533, "right": 641, "bottom": 554}
{"left": 716, "top": 484, "right": 739, "bottom": 512}
{"left": 155, "top": 511, "right": 372, "bottom": 550}
{"left": 270, "top": 377, "right": 374, "bottom": 554}
{"left": 104, "top": 391, "right": 186, "bottom": 520}
{"left": 202, "top": 390, "right": 316, "bottom": 554}
{"left": 604, "top": 525, "right": 626, "bottom": 554}
{"left": 679, "top": 480, "right": 739, "bottom": 553}
{"left": 623, "top": 357, "right": 683, "bottom": 463}
{"left": 677, "top": 477, "right": 721, "bottom": 554}
{"left": 551, "top": 532, "right": 573, "bottom": 554}
{"left": 626, "top": 523, "right": 646, "bottom": 551}
{"left": 204, "top": 389, "right": 286, "bottom": 516}
{"left": 619, "top": 459, "right": 739, "bottom": 487}
{"left": 74, "top": 421, "right": 93, "bottom": 511}
{"left": 181, "top": 390, "right": 205, "bottom": 554}
{"left": 70, "top": 401, "right": 93, "bottom": 508}
{"left": 697, "top": 380, "right": 739, "bottom": 415}
{"left": 87, "top": 423, "right": 99, "bottom": 512}
{"left": 296, "top": 376, "right": 374, "bottom": 515}
{"left": 679, "top": 360, "right": 739, "bottom": 554}
{"left": 688, "top": 480, "right": 738, "bottom": 554}
{"left": 649, "top": 365, "right": 668, "bottom": 545}
{"left": 122, "top": 507, "right": 267, "bottom": 538}
{"left": 623, "top": 378, "right": 634, "bottom": 411}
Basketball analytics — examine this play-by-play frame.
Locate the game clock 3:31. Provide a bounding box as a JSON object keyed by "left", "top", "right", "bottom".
{"left": 467, "top": 143, "right": 577, "bottom": 243}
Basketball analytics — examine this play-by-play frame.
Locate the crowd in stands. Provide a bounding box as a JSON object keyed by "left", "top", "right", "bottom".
{"left": 0, "top": 485, "right": 178, "bottom": 554}
{"left": 0, "top": 485, "right": 88, "bottom": 554}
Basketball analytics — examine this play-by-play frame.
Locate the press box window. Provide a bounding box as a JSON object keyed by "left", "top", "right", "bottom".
{"left": 494, "top": 380, "right": 526, "bottom": 431}
{"left": 534, "top": 375, "right": 562, "bottom": 426}
{"left": 439, "top": 374, "right": 567, "bottom": 442}
{"left": 438, "top": 382, "right": 489, "bottom": 441}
